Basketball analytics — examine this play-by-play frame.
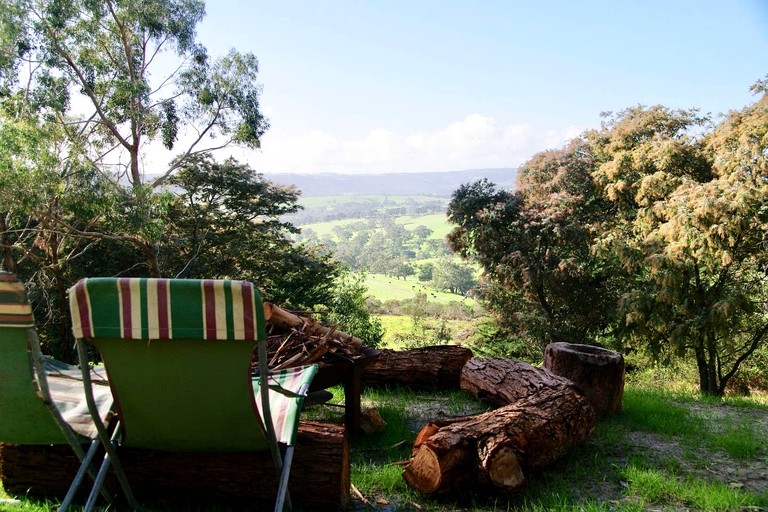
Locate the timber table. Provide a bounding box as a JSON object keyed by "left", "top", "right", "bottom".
{"left": 309, "top": 348, "right": 380, "bottom": 436}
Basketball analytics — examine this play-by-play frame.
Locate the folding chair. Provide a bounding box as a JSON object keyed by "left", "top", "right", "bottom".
{"left": 0, "top": 272, "right": 114, "bottom": 510}
{"left": 68, "top": 277, "right": 317, "bottom": 512}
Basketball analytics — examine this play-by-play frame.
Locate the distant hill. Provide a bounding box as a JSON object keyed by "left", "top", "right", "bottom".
{"left": 264, "top": 168, "right": 518, "bottom": 197}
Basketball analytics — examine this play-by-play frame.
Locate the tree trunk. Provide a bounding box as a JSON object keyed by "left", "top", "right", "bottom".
{"left": 403, "top": 386, "right": 595, "bottom": 495}
{"left": 361, "top": 346, "right": 473, "bottom": 390}
{"left": 0, "top": 421, "right": 349, "bottom": 510}
{"left": 460, "top": 358, "right": 579, "bottom": 407}
{"left": 543, "top": 342, "right": 625, "bottom": 416}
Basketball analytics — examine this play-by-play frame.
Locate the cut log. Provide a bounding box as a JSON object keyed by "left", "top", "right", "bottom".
{"left": 403, "top": 387, "right": 595, "bottom": 495}
{"left": 0, "top": 421, "right": 349, "bottom": 511}
{"left": 543, "top": 342, "right": 625, "bottom": 416}
{"left": 360, "top": 346, "right": 473, "bottom": 390}
{"left": 460, "top": 358, "right": 581, "bottom": 406}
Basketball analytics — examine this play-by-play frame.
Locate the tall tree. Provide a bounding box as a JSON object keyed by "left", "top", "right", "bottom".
{"left": 2, "top": 0, "right": 268, "bottom": 275}
{"left": 448, "top": 92, "right": 768, "bottom": 395}
{"left": 609, "top": 90, "right": 768, "bottom": 394}
{"left": 448, "top": 139, "right": 619, "bottom": 348}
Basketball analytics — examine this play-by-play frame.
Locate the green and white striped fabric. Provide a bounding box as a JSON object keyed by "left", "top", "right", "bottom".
{"left": 255, "top": 364, "right": 318, "bottom": 445}
{"left": 0, "top": 271, "right": 113, "bottom": 442}
{"left": 0, "top": 272, "right": 34, "bottom": 327}
{"left": 69, "top": 277, "right": 317, "bottom": 447}
{"left": 69, "top": 277, "right": 266, "bottom": 341}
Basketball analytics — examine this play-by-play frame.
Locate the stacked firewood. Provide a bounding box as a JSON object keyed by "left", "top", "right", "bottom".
{"left": 261, "top": 303, "right": 366, "bottom": 370}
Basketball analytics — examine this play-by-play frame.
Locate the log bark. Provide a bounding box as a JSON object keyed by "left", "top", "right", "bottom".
{"left": 0, "top": 421, "right": 349, "bottom": 511}
{"left": 360, "top": 346, "right": 473, "bottom": 390}
{"left": 403, "top": 387, "right": 595, "bottom": 495}
{"left": 543, "top": 342, "right": 625, "bottom": 416}
{"left": 460, "top": 358, "right": 581, "bottom": 406}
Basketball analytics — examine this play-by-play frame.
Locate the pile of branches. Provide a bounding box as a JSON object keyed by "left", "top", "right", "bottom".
{"left": 259, "top": 303, "right": 366, "bottom": 370}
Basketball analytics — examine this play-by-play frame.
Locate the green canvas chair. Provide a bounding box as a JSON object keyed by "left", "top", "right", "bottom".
{"left": 68, "top": 277, "right": 317, "bottom": 512}
{"left": 0, "top": 271, "right": 114, "bottom": 509}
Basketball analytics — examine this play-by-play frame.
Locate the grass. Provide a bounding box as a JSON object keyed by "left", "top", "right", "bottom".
{"left": 397, "top": 213, "right": 453, "bottom": 239}
{"left": 365, "top": 273, "right": 474, "bottom": 305}
{"left": 3, "top": 378, "right": 768, "bottom": 511}
{"left": 622, "top": 463, "right": 762, "bottom": 511}
{"left": 337, "top": 384, "right": 768, "bottom": 511}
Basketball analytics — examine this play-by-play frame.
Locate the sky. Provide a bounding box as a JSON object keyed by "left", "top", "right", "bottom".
{"left": 190, "top": 0, "right": 768, "bottom": 175}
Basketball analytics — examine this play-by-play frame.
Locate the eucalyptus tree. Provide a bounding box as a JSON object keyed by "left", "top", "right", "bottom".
{"left": 1, "top": 0, "right": 268, "bottom": 275}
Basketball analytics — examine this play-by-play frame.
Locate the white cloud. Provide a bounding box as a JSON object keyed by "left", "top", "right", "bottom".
{"left": 166, "top": 114, "right": 586, "bottom": 175}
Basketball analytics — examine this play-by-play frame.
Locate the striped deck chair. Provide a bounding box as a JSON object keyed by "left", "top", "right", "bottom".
{"left": 0, "top": 272, "right": 113, "bottom": 509}
{"left": 68, "top": 277, "right": 317, "bottom": 512}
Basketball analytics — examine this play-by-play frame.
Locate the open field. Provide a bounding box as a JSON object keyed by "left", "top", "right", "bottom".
{"left": 299, "top": 212, "right": 453, "bottom": 242}
{"left": 297, "top": 195, "right": 449, "bottom": 209}
{"left": 365, "top": 273, "right": 474, "bottom": 305}
{"left": 397, "top": 213, "right": 453, "bottom": 240}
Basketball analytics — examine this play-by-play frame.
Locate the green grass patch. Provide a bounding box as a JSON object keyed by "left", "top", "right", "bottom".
{"left": 365, "top": 273, "right": 473, "bottom": 305}
{"left": 621, "top": 387, "right": 768, "bottom": 460}
{"left": 4, "top": 379, "right": 767, "bottom": 511}
{"left": 621, "top": 387, "right": 692, "bottom": 436}
{"left": 398, "top": 213, "right": 453, "bottom": 239}
{"left": 376, "top": 314, "right": 474, "bottom": 348}
{"left": 622, "top": 462, "right": 766, "bottom": 511}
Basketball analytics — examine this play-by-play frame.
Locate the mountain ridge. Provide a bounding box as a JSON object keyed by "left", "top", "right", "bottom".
{"left": 265, "top": 167, "right": 518, "bottom": 197}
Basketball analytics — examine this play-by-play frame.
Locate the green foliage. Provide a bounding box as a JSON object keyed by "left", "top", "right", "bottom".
{"left": 1, "top": 0, "right": 270, "bottom": 276}
{"left": 0, "top": 1, "right": 344, "bottom": 360}
{"left": 599, "top": 96, "right": 768, "bottom": 395}
{"left": 430, "top": 257, "right": 476, "bottom": 295}
{"left": 416, "top": 262, "right": 433, "bottom": 281}
{"left": 324, "top": 271, "right": 385, "bottom": 348}
{"left": 448, "top": 87, "right": 768, "bottom": 394}
{"left": 161, "top": 154, "right": 339, "bottom": 308}
{"left": 447, "top": 139, "right": 620, "bottom": 351}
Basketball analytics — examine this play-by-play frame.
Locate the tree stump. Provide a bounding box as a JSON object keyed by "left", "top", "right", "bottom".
{"left": 403, "top": 386, "right": 595, "bottom": 495}
{"left": 460, "top": 358, "right": 580, "bottom": 406}
{"left": 360, "top": 346, "right": 473, "bottom": 390}
{"left": 543, "top": 342, "right": 624, "bottom": 416}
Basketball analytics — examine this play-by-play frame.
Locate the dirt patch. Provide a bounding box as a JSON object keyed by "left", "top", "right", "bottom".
{"left": 616, "top": 401, "right": 768, "bottom": 495}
